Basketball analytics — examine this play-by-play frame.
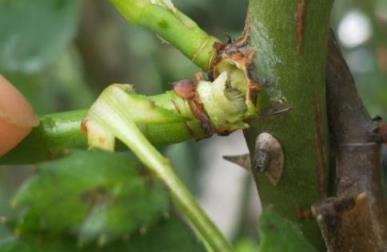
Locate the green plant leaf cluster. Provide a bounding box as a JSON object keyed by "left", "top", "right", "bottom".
{"left": 9, "top": 150, "right": 170, "bottom": 245}
{"left": 0, "top": 218, "right": 205, "bottom": 252}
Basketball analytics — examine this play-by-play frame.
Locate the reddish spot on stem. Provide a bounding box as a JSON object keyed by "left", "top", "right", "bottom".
{"left": 172, "top": 80, "right": 195, "bottom": 99}
{"left": 296, "top": 207, "right": 313, "bottom": 220}
{"left": 379, "top": 122, "right": 387, "bottom": 144}
{"left": 80, "top": 119, "right": 88, "bottom": 135}
{"left": 376, "top": 47, "right": 387, "bottom": 73}
{"left": 172, "top": 75, "right": 215, "bottom": 137}
{"left": 296, "top": 0, "right": 306, "bottom": 54}
{"left": 188, "top": 97, "right": 214, "bottom": 136}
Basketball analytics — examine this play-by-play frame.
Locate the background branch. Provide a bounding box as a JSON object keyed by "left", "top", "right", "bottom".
{"left": 312, "top": 32, "right": 387, "bottom": 252}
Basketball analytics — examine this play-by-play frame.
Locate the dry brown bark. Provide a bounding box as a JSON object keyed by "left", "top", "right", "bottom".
{"left": 312, "top": 32, "right": 387, "bottom": 252}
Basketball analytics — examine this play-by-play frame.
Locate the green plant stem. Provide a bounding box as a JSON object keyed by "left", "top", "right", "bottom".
{"left": 86, "top": 85, "right": 233, "bottom": 252}
{"left": 244, "top": 0, "right": 333, "bottom": 249}
{"left": 109, "top": 0, "right": 219, "bottom": 70}
{"left": 2, "top": 1, "right": 223, "bottom": 165}
{"left": 3, "top": 69, "right": 254, "bottom": 165}
{"left": 0, "top": 94, "right": 199, "bottom": 165}
{"left": 0, "top": 110, "right": 87, "bottom": 165}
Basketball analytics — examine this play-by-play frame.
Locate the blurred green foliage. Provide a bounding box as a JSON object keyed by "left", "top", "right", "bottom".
{"left": 0, "top": 0, "right": 386, "bottom": 251}
{"left": 0, "top": 149, "right": 209, "bottom": 251}
{"left": 0, "top": 218, "right": 206, "bottom": 252}
{"left": 12, "top": 150, "right": 169, "bottom": 245}
{"left": 0, "top": 0, "right": 80, "bottom": 73}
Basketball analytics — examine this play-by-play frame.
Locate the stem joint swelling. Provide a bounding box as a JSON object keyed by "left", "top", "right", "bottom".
{"left": 82, "top": 28, "right": 261, "bottom": 252}
{"left": 83, "top": 83, "right": 234, "bottom": 252}
{"left": 110, "top": 0, "right": 262, "bottom": 137}
{"left": 185, "top": 29, "right": 262, "bottom": 136}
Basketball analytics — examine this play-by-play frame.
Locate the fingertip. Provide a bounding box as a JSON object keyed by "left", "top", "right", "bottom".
{"left": 0, "top": 74, "right": 39, "bottom": 127}
{"left": 0, "top": 74, "right": 39, "bottom": 156}
{"left": 0, "top": 120, "right": 33, "bottom": 156}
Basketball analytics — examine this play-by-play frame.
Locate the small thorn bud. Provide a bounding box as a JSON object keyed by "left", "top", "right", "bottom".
{"left": 254, "top": 148, "right": 271, "bottom": 172}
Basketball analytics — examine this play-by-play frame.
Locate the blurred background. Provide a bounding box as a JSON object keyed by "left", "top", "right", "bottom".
{"left": 0, "top": 0, "right": 386, "bottom": 249}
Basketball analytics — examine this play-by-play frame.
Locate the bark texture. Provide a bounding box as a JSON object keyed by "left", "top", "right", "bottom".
{"left": 312, "top": 33, "right": 387, "bottom": 252}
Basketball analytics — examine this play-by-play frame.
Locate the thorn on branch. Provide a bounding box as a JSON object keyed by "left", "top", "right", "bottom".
{"left": 312, "top": 193, "right": 380, "bottom": 251}
{"left": 296, "top": 0, "right": 306, "bottom": 54}
{"left": 324, "top": 31, "right": 387, "bottom": 250}
{"left": 223, "top": 154, "right": 250, "bottom": 171}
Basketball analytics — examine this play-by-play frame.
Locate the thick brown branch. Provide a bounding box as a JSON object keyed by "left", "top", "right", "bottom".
{"left": 313, "top": 32, "right": 387, "bottom": 251}
{"left": 381, "top": 123, "right": 387, "bottom": 143}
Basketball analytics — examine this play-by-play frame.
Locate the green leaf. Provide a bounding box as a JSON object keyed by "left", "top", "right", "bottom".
{"left": 235, "top": 239, "right": 260, "bottom": 252}
{"left": 257, "top": 211, "right": 318, "bottom": 252}
{"left": 11, "top": 150, "right": 169, "bottom": 244}
{"left": 0, "top": 218, "right": 206, "bottom": 252}
{"left": 0, "top": 0, "right": 80, "bottom": 73}
{"left": 235, "top": 237, "right": 258, "bottom": 252}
